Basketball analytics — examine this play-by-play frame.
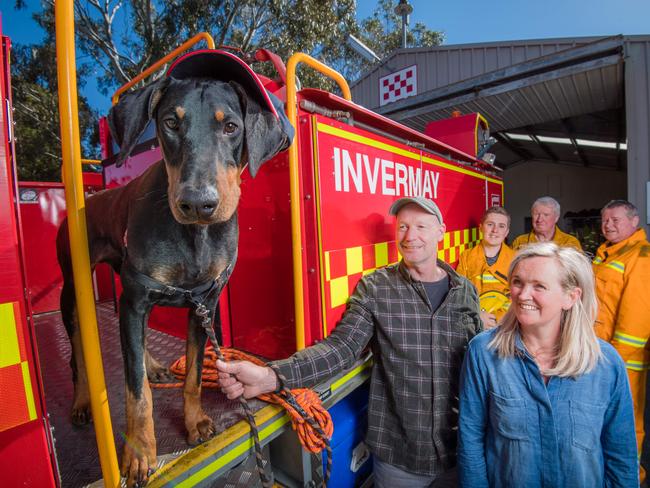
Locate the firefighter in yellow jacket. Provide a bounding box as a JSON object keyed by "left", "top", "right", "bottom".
{"left": 457, "top": 206, "right": 515, "bottom": 328}
{"left": 512, "top": 196, "right": 582, "bottom": 250}
{"left": 593, "top": 199, "right": 650, "bottom": 482}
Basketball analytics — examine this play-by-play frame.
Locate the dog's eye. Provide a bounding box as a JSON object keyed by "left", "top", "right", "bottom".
{"left": 164, "top": 118, "right": 179, "bottom": 130}
{"left": 224, "top": 122, "right": 238, "bottom": 135}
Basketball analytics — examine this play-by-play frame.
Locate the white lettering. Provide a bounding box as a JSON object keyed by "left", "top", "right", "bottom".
{"left": 431, "top": 170, "right": 439, "bottom": 198}
{"left": 408, "top": 166, "right": 422, "bottom": 196}
{"left": 395, "top": 163, "right": 408, "bottom": 196}
{"left": 342, "top": 149, "right": 363, "bottom": 192}
{"left": 422, "top": 170, "right": 433, "bottom": 199}
{"left": 364, "top": 155, "right": 380, "bottom": 194}
{"left": 334, "top": 148, "right": 341, "bottom": 191}
{"left": 381, "top": 159, "right": 395, "bottom": 195}
{"left": 331, "top": 147, "right": 441, "bottom": 200}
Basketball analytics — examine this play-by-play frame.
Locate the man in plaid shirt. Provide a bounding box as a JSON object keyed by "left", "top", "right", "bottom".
{"left": 217, "top": 197, "right": 482, "bottom": 487}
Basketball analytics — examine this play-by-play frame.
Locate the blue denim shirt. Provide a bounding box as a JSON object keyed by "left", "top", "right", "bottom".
{"left": 458, "top": 328, "right": 638, "bottom": 488}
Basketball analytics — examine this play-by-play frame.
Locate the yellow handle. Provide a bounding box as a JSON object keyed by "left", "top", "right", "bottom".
{"left": 55, "top": 1, "right": 120, "bottom": 486}
{"left": 111, "top": 32, "right": 215, "bottom": 105}
{"left": 285, "top": 53, "right": 351, "bottom": 351}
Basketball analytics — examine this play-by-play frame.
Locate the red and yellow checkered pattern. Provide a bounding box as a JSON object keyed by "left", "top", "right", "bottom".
{"left": 324, "top": 227, "right": 480, "bottom": 312}
{"left": 0, "top": 301, "right": 37, "bottom": 432}
{"left": 439, "top": 227, "right": 481, "bottom": 264}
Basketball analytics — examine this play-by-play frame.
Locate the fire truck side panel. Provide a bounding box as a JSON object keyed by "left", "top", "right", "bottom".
{"left": 0, "top": 32, "right": 57, "bottom": 487}
{"left": 18, "top": 181, "right": 114, "bottom": 314}
{"left": 310, "top": 114, "right": 501, "bottom": 335}
{"left": 226, "top": 154, "right": 297, "bottom": 359}
{"left": 228, "top": 97, "right": 503, "bottom": 358}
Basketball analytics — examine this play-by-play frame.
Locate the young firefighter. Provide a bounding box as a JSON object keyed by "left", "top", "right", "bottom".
{"left": 457, "top": 206, "right": 515, "bottom": 328}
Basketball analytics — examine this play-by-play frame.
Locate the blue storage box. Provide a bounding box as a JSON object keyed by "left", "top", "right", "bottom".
{"left": 323, "top": 383, "right": 372, "bottom": 487}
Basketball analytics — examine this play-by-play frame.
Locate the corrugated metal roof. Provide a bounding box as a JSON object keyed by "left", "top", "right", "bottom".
{"left": 351, "top": 36, "right": 616, "bottom": 107}
{"left": 349, "top": 36, "right": 649, "bottom": 171}
{"left": 394, "top": 54, "right": 623, "bottom": 133}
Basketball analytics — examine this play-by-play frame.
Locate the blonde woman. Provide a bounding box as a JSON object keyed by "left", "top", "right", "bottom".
{"left": 458, "top": 243, "right": 637, "bottom": 487}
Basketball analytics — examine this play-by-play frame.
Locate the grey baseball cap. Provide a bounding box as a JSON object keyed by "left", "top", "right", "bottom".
{"left": 389, "top": 196, "right": 444, "bottom": 224}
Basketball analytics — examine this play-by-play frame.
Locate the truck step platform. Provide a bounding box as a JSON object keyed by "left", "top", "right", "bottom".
{"left": 34, "top": 302, "right": 371, "bottom": 487}
{"left": 34, "top": 303, "right": 270, "bottom": 487}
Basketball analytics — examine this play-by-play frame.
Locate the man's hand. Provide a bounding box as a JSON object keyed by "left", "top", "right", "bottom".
{"left": 215, "top": 360, "right": 279, "bottom": 400}
{"left": 480, "top": 310, "right": 498, "bottom": 329}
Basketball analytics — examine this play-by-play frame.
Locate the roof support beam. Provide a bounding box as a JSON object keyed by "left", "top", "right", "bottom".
{"left": 560, "top": 118, "right": 591, "bottom": 167}
{"left": 616, "top": 108, "right": 625, "bottom": 171}
{"left": 494, "top": 132, "right": 535, "bottom": 161}
{"left": 525, "top": 126, "right": 559, "bottom": 162}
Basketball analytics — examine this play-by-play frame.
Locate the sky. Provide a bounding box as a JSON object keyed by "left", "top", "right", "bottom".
{"left": 2, "top": 0, "right": 650, "bottom": 114}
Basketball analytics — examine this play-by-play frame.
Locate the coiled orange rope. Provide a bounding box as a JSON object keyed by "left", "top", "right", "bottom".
{"left": 152, "top": 346, "right": 333, "bottom": 453}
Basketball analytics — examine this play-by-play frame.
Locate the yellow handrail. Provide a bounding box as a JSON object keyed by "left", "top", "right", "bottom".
{"left": 55, "top": 1, "right": 120, "bottom": 487}
{"left": 285, "top": 53, "right": 351, "bottom": 351}
{"left": 111, "top": 32, "right": 215, "bottom": 105}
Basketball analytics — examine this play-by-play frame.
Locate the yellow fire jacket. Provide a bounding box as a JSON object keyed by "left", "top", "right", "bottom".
{"left": 457, "top": 243, "right": 515, "bottom": 320}
{"left": 511, "top": 226, "right": 582, "bottom": 251}
{"left": 593, "top": 228, "right": 650, "bottom": 372}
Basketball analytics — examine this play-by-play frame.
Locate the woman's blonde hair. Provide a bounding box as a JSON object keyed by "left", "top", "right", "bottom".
{"left": 489, "top": 242, "right": 602, "bottom": 377}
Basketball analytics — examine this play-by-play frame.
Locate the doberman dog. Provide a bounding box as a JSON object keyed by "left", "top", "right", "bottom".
{"left": 56, "top": 50, "right": 292, "bottom": 487}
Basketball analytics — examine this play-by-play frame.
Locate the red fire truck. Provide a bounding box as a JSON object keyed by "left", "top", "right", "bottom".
{"left": 0, "top": 13, "right": 503, "bottom": 488}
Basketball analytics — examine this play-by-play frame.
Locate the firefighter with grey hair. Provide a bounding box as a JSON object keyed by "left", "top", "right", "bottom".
{"left": 511, "top": 196, "right": 581, "bottom": 251}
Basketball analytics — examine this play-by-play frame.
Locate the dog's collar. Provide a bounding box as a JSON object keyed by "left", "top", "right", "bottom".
{"left": 121, "top": 253, "right": 235, "bottom": 308}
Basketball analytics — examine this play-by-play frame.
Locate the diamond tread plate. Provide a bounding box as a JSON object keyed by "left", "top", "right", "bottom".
{"left": 34, "top": 302, "right": 267, "bottom": 487}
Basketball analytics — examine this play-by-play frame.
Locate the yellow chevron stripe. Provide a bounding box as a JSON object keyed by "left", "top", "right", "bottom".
{"left": 21, "top": 361, "right": 37, "bottom": 421}
{"left": 0, "top": 303, "right": 20, "bottom": 368}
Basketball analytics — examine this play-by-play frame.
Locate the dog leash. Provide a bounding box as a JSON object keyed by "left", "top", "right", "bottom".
{"left": 122, "top": 255, "right": 274, "bottom": 486}
{"left": 156, "top": 346, "right": 334, "bottom": 486}
{"left": 197, "top": 315, "right": 332, "bottom": 487}
{"left": 122, "top": 256, "right": 332, "bottom": 486}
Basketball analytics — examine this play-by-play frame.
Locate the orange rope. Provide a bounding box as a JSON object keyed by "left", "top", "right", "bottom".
{"left": 151, "top": 346, "right": 333, "bottom": 453}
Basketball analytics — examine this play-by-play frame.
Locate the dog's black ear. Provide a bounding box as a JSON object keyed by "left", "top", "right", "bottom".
{"left": 107, "top": 77, "right": 171, "bottom": 167}
{"left": 230, "top": 81, "right": 294, "bottom": 178}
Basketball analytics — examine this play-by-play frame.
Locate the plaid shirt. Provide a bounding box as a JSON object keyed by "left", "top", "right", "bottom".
{"left": 272, "top": 260, "right": 482, "bottom": 475}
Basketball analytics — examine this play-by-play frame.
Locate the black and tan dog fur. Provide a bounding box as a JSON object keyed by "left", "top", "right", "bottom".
{"left": 57, "top": 75, "right": 287, "bottom": 486}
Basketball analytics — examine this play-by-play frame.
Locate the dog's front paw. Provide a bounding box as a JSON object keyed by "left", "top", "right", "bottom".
{"left": 146, "top": 365, "right": 176, "bottom": 384}
{"left": 145, "top": 350, "right": 177, "bottom": 384}
{"left": 121, "top": 442, "right": 156, "bottom": 487}
{"left": 186, "top": 413, "right": 216, "bottom": 446}
{"left": 71, "top": 402, "right": 92, "bottom": 426}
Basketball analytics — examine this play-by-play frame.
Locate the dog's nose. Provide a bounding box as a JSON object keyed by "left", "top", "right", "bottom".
{"left": 178, "top": 195, "right": 218, "bottom": 220}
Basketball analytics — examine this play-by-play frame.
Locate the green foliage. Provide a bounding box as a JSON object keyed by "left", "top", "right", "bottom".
{"left": 71, "top": 0, "right": 443, "bottom": 93}
{"left": 11, "top": 3, "right": 99, "bottom": 182}
{"left": 11, "top": 0, "right": 442, "bottom": 181}
{"left": 355, "top": 0, "right": 444, "bottom": 57}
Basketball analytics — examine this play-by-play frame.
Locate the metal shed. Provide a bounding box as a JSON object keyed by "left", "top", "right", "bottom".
{"left": 351, "top": 36, "right": 650, "bottom": 238}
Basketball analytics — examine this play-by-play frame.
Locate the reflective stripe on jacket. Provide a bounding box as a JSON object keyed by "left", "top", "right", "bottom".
{"left": 457, "top": 243, "right": 515, "bottom": 320}
{"left": 594, "top": 228, "right": 650, "bottom": 370}
{"left": 511, "top": 226, "right": 582, "bottom": 251}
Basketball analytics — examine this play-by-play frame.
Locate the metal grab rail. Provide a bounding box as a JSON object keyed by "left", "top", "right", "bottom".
{"left": 55, "top": 1, "right": 120, "bottom": 486}
{"left": 111, "top": 32, "right": 215, "bottom": 105}
{"left": 285, "top": 53, "right": 351, "bottom": 351}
